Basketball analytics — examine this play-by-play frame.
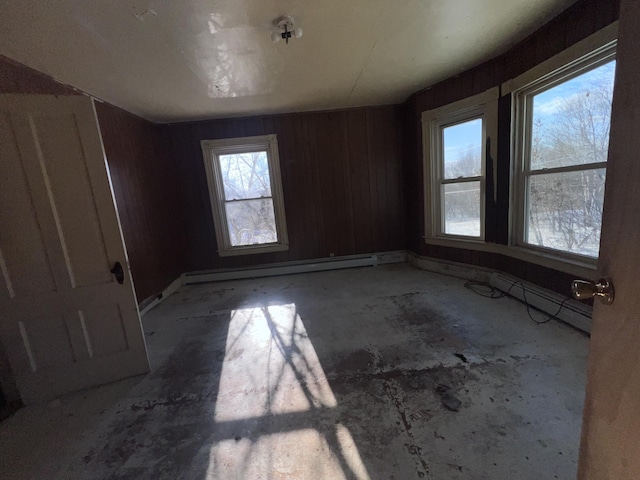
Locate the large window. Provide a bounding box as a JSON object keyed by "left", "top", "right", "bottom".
{"left": 201, "top": 135, "right": 289, "bottom": 256}
{"left": 422, "top": 88, "right": 498, "bottom": 242}
{"left": 513, "top": 44, "right": 616, "bottom": 260}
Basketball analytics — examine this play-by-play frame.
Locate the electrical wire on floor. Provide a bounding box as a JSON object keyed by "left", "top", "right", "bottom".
{"left": 464, "top": 280, "right": 573, "bottom": 325}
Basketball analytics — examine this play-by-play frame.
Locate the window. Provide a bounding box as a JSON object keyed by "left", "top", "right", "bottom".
{"left": 422, "top": 88, "right": 499, "bottom": 243}
{"left": 201, "top": 134, "right": 288, "bottom": 256}
{"left": 513, "top": 44, "right": 616, "bottom": 260}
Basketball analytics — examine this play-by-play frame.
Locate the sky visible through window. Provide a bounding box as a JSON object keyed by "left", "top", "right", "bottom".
{"left": 441, "top": 118, "right": 482, "bottom": 237}
{"left": 525, "top": 59, "right": 616, "bottom": 257}
{"left": 533, "top": 61, "right": 616, "bottom": 121}
{"left": 443, "top": 118, "right": 482, "bottom": 177}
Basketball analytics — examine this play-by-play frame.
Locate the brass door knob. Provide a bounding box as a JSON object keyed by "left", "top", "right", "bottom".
{"left": 571, "top": 278, "right": 614, "bottom": 305}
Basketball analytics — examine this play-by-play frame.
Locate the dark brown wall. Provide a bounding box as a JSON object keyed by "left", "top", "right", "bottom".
{"left": 0, "top": 55, "right": 79, "bottom": 96}
{"left": 0, "top": 55, "right": 181, "bottom": 302}
{"left": 95, "top": 104, "right": 185, "bottom": 302}
{"left": 403, "top": 0, "right": 620, "bottom": 295}
{"left": 164, "top": 106, "right": 405, "bottom": 271}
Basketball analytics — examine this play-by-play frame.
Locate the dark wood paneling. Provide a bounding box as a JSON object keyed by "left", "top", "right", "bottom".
{"left": 165, "top": 106, "right": 405, "bottom": 271}
{"left": 96, "top": 104, "right": 186, "bottom": 302}
{"left": 0, "top": 54, "right": 79, "bottom": 95}
{"left": 404, "top": 0, "right": 620, "bottom": 291}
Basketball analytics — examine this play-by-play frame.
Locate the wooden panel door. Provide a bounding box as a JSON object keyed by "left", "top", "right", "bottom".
{"left": 0, "top": 94, "right": 149, "bottom": 405}
{"left": 578, "top": 1, "right": 640, "bottom": 478}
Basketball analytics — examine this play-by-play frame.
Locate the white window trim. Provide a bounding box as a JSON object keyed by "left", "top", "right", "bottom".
{"left": 422, "top": 87, "right": 499, "bottom": 246}
{"left": 502, "top": 21, "right": 618, "bottom": 95}
{"left": 412, "top": 25, "right": 619, "bottom": 280}
{"left": 201, "top": 134, "right": 289, "bottom": 257}
{"left": 509, "top": 38, "right": 617, "bottom": 266}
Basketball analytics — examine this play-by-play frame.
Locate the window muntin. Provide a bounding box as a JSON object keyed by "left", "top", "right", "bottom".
{"left": 422, "top": 88, "right": 498, "bottom": 245}
{"left": 440, "top": 118, "right": 483, "bottom": 237}
{"left": 220, "top": 151, "right": 272, "bottom": 200}
{"left": 201, "top": 135, "right": 288, "bottom": 256}
{"left": 218, "top": 151, "right": 277, "bottom": 247}
{"left": 516, "top": 53, "right": 616, "bottom": 259}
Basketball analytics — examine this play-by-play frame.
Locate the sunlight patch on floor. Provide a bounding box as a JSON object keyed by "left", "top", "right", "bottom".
{"left": 207, "top": 303, "right": 370, "bottom": 479}
{"left": 206, "top": 426, "right": 371, "bottom": 480}
{"left": 214, "top": 304, "right": 337, "bottom": 422}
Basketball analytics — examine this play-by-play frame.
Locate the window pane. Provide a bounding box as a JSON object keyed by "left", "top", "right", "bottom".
{"left": 526, "top": 168, "right": 606, "bottom": 257}
{"left": 443, "top": 181, "right": 480, "bottom": 237}
{"left": 225, "top": 199, "right": 277, "bottom": 246}
{"left": 219, "top": 151, "right": 272, "bottom": 200}
{"left": 443, "top": 118, "right": 482, "bottom": 179}
{"left": 531, "top": 60, "right": 616, "bottom": 170}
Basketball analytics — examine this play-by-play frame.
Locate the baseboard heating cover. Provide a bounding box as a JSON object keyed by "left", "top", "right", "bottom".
{"left": 489, "top": 272, "right": 592, "bottom": 334}
{"left": 183, "top": 254, "right": 380, "bottom": 285}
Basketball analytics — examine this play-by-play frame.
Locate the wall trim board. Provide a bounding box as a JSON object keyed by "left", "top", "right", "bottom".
{"left": 139, "top": 276, "right": 183, "bottom": 316}
{"left": 407, "top": 251, "right": 495, "bottom": 282}
{"left": 183, "top": 255, "right": 378, "bottom": 284}
{"left": 408, "top": 251, "right": 592, "bottom": 333}
{"left": 489, "top": 272, "right": 592, "bottom": 333}
{"left": 138, "top": 251, "right": 408, "bottom": 315}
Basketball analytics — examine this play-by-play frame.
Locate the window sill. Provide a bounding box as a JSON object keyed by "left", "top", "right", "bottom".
{"left": 218, "top": 243, "right": 289, "bottom": 257}
{"left": 423, "top": 237, "right": 597, "bottom": 279}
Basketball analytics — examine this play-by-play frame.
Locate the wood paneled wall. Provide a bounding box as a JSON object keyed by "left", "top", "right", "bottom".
{"left": 95, "top": 104, "right": 185, "bottom": 302}
{"left": 164, "top": 106, "right": 405, "bottom": 271}
{"left": 403, "top": 0, "right": 620, "bottom": 294}
{"left": 0, "top": 55, "right": 181, "bottom": 302}
{"left": 0, "top": 55, "right": 79, "bottom": 96}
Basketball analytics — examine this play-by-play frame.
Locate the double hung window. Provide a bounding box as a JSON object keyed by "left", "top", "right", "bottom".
{"left": 201, "top": 135, "right": 289, "bottom": 256}
{"left": 422, "top": 88, "right": 499, "bottom": 242}
{"left": 513, "top": 45, "right": 616, "bottom": 260}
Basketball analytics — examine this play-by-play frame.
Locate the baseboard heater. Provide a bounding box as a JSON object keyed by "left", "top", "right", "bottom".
{"left": 182, "top": 254, "right": 379, "bottom": 285}
{"left": 489, "top": 272, "right": 592, "bottom": 334}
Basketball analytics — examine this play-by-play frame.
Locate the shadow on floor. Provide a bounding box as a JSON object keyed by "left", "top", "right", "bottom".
{"left": 66, "top": 266, "right": 588, "bottom": 479}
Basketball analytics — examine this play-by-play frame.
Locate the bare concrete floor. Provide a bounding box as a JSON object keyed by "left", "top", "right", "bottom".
{"left": 0, "top": 264, "right": 589, "bottom": 479}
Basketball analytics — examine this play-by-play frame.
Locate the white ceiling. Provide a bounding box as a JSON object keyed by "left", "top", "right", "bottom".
{"left": 0, "top": 0, "right": 577, "bottom": 122}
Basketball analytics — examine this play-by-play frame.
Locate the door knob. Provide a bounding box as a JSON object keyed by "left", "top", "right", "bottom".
{"left": 571, "top": 278, "right": 614, "bottom": 305}
{"left": 110, "top": 261, "right": 125, "bottom": 285}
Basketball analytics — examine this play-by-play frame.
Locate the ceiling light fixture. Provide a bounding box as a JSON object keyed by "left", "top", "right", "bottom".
{"left": 271, "top": 16, "right": 302, "bottom": 44}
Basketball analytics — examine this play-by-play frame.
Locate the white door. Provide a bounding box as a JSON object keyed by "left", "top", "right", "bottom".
{"left": 578, "top": 1, "right": 640, "bottom": 478}
{"left": 0, "top": 94, "right": 149, "bottom": 405}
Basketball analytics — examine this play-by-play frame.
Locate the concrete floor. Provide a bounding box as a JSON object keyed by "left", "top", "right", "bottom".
{"left": 0, "top": 264, "right": 589, "bottom": 479}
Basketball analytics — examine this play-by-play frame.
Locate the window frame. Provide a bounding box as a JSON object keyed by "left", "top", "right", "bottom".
{"left": 422, "top": 87, "right": 499, "bottom": 246}
{"left": 511, "top": 42, "right": 617, "bottom": 265}
{"left": 201, "top": 134, "right": 289, "bottom": 257}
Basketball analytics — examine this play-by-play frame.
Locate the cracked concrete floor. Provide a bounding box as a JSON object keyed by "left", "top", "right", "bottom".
{"left": 0, "top": 263, "right": 589, "bottom": 479}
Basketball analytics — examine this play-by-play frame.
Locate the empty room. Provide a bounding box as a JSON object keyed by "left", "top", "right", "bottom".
{"left": 1, "top": 0, "right": 639, "bottom": 478}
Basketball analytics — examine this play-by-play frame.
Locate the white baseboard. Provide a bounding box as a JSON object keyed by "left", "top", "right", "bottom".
{"left": 490, "top": 272, "right": 591, "bottom": 333}
{"left": 376, "top": 250, "right": 408, "bottom": 264}
{"left": 183, "top": 253, "right": 381, "bottom": 285}
{"left": 139, "top": 276, "right": 183, "bottom": 316}
{"left": 407, "top": 251, "right": 493, "bottom": 282}
{"left": 139, "top": 251, "right": 407, "bottom": 314}
{"left": 407, "top": 251, "right": 591, "bottom": 333}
